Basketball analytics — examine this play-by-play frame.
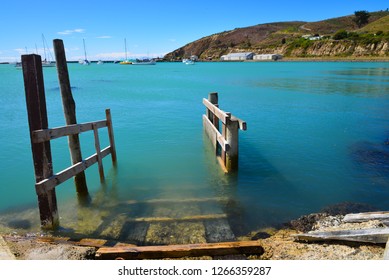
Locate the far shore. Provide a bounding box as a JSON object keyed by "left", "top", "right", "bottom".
{"left": 2, "top": 56, "right": 389, "bottom": 65}
{"left": 278, "top": 56, "right": 389, "bottom": 62}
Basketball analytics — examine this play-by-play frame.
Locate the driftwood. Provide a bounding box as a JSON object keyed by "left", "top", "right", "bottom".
{"left": 343, "top": 211, "right": 389, "bottom": 223}
{"left": 294, "top": 228, "right": 389, "bottom": 244}
{"left": 95, "top": 240, "right": 264, "bottom": 260}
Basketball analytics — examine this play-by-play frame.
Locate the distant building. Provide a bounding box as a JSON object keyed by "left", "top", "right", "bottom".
{"left": 253, "top": 54, "right": 283, "bottom": 61}
{"left": 308, "top": 35, "right": 323, "bottom": 41}
{"left": 220, "top": 52, "right": 255, "bottom": 61}
{"left": 302, "top": 34, "right": 323, "bottom": 41}
{"left": 190, "top": 55, "right": 199, "bottom": 61}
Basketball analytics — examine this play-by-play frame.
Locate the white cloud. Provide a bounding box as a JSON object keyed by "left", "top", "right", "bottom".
{"left": 58, "top": 28, "right": 85, "bottom": 35}
{"left": 67, "top": 51, "right": 165, "bottom": 61}
{"left": 14, "top": 48, "right": 26, "bottom": 54}
{"left": 97, "top": 36, "right": 112, "bottom": 39}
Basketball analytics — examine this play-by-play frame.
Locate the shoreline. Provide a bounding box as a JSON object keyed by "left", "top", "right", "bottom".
{"left": 1, "top": 210, "right": 388, "bottom": 260}
{"left": 279, "top": 56, "right": 389, "bottom": 62}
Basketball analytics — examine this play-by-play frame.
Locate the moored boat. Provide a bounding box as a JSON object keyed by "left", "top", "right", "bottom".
{"left": 81, "top": 39, "right": 90, "bottom": 65}
{"left": 132, "top": 58, "right": 156, "bottom": 65}
{"left": 120, "top": 38, "right": 132, "bottom": 65}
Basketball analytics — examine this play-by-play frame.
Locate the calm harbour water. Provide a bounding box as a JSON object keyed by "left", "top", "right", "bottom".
{"left": 0, "top": 61, "right": 389, "bottom": 238}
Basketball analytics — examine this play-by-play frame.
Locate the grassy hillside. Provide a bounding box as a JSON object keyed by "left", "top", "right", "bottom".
{"left": 360, "top": 15, "right": 389, "bottom": 32}
{"left": 164, "top": 11, "right": 389, "bottom": 60}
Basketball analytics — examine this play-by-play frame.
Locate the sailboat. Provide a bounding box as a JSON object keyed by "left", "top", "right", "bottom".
{"left": 81, "top": 38, "right": 90, "bottom": 65}
{"left": 120, "top": 38, "right": 132, "bottom": 65}
{"left": 41, "top": 34, "right": 55, "bottom": 67}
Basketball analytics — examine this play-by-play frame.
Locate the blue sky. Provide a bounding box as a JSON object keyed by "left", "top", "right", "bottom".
{"left": 0, "top": 0, "right": 388, "bottom": 62}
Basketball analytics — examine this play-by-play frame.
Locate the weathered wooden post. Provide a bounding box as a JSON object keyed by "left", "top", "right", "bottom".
{"left": 53, "top": 39, "right": 89, "bottom": 196}
{"left": 106, "top": 109, "right": 117, "bottom": 166}
{"left": 22, "top": 54, "right": 59, "bottom": 229}
{"left": 208, "top": 92, "right": 219, "bottom": 130}
{"left": 225, "top": 118, "right": 239, "bottom": 172}
{"left": 203, "top": 92, "right": 246, "bottom": 173}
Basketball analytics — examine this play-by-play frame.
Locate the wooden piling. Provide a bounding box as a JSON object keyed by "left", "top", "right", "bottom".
{"left": 22, "top": 54, "right": 59, "bottom": 229}
{"left": 92, "top": 123, "right": 105, "bottom": 182}
{"left": 225, "top": 118, "right": 239, "bottom": 172}
{"left": 53, "top": 39, "right": 89, "bottom": 196}
{"left": 106, "top": 109, "right": 117, "bottom": 166}
{"left": 203, "top": 92, "right": 246, "bottom": 173}
{"left": 208, "top": 92, "right": 219, "bottom": 130}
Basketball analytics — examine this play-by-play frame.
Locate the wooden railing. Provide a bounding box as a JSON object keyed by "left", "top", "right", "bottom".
{"left": 22, "top": 43, "right": 117, "bottom": 229}
{"left": 32, "top": 109, "right": 116, "bottom": 192}
{"left": 202, "top": 92, "right": 247, "bottom": 173}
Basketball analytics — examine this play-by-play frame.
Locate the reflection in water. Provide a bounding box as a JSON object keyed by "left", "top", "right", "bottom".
{"left": 350, "top": 140, "right": 389, "bottom": 187}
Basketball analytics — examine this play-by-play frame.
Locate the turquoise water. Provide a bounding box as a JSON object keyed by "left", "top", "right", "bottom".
{"left": 1, "top": 61, "right": 389, "bottom": 236}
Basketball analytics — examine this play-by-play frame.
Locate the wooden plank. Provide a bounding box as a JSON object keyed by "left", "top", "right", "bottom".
{"left": 36, "top": 236, "right": 70, "bottom": 243}
{"left": 343, "top": 212, "right": 389, "bottom": 223}
{"left": 203, "top": 114, "right": 217, "bottom": 152}
{"left": 203, "top": 115, "right": 229, "bottom": 152}
{"left": 95, "top": 240, "right": 264, "bottom": 260}
{"left": 207, "top": 93, "right": 220, "bottom": 130}
{"left": 114, "top": 242, "right": 138, "bottom": 248}
{"left": 231, "top": 115, "right": 247, "bottom": 131}
{"left": 54, "top": 39, "right": 88, "bottom": 196}
{"left": 32, "top": 120, "right": 107, "bottom": 143}
{"left": 294, "top": 228, "right": 389, "bottom": 244}
{"left": 106, "top": 109, "right": 117, "bottom": 165}
{"left": 130, "top": 213, "right": 227, "bottom": 223}
{"left": 221, "top": 123, "right": 227, "bottom": 167}
{"left": 126, "top": 197, "right": 229, "bottom": 205}
{"left": 203, "top": 98, "right": 230, "bottom": 124}
{"left": 76, "top": 238, "right": 107, "bottom": 248}
{"left": 35, "top": 146, "right": 111, "bottom": 191}
{"left": 92, "top": 123, "right": 105, "bottom": 182}
{"left": 22, "top": 54, "right": 59, "bottom": 229}
{"left": 384, "top": 238, "right": 389, "bottom": 260}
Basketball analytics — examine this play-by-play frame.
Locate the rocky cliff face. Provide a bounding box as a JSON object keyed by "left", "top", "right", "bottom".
{"left": 288, "top": 40, "right": 389, "bottom": 57}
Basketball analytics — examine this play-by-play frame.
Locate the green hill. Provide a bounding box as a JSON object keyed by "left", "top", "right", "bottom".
{"left": 360, "top": 14, "right": 389, "bottom": 32}
{"left": 164, "top": 11, "right": 389, "bottom": 60}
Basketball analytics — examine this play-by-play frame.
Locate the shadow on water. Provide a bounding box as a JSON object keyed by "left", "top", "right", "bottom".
{"left": 48, "top": 86, "right": 80, "bottom": 92}
{"left": 349, "top": 139, "right": 389, "bottom": 186}
{"left": 202, "top": 132, "right": 303, "bottom": 237}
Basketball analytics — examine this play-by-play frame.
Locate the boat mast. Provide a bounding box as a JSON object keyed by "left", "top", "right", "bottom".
{"left": 42, "top": 34, "right": 48, "bottom": 61}
{"left": 124, "top": 38, "right": 128, "bottom": 61}
{"left": 83, "top": 38, "right": 88, "bottom": 61}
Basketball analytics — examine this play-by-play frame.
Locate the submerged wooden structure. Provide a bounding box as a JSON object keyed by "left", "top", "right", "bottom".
{"left": 22, "top": 40, "right": 117, "bottom": 229}
{"left": 19, "top": 41, "right": 255, "bottom": 259}
{"left": 203, "top": 92, "right": 247, "bottom": 172}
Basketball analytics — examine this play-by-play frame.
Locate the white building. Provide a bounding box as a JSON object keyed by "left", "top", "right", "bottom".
{"left": 190, "top": 55, "right": 199, "bottom": 61}
{"left": 253, "top": 54, "right": 283, "bottom": 61}
{"left": 220, "top": 52, "right": 255, "bottom": 61}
